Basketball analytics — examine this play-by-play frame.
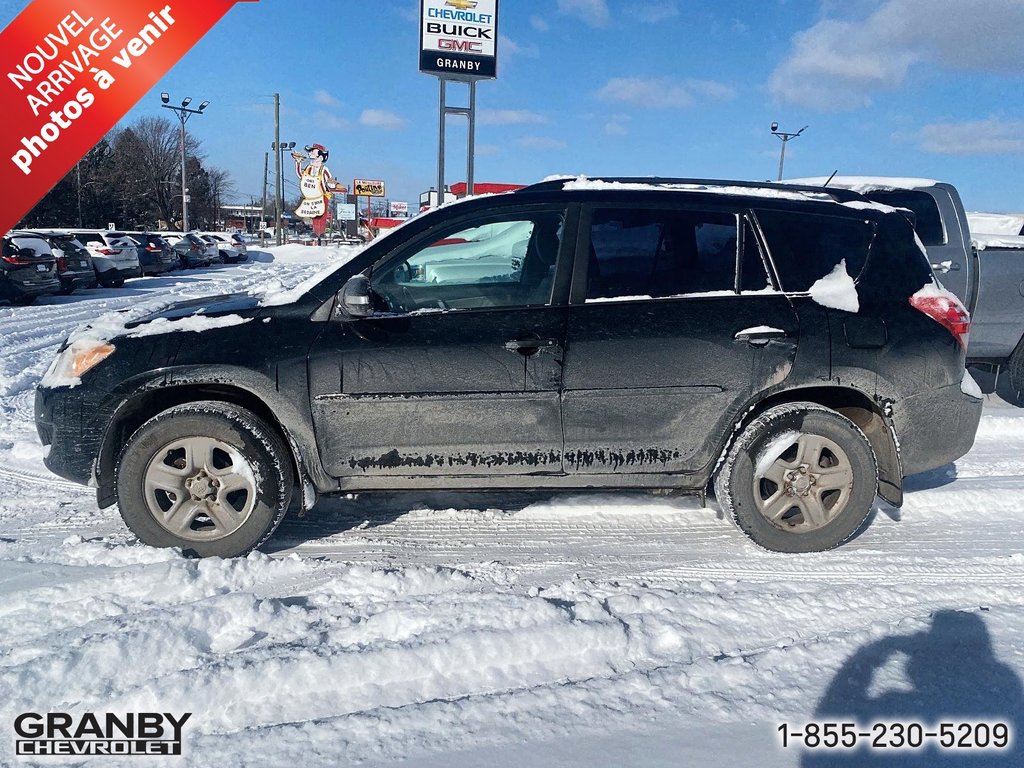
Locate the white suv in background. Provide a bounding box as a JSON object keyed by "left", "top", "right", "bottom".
{"left": 199, "top": 232, "right": 248, "bottom": 263}
{"left": 61, "top": 229, "right": 141, "bottom": 287}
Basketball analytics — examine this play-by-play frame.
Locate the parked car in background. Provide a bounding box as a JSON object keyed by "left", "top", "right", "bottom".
{"left": 199, "top": 232, "right": 248, "bottom": 263}
{"left": 31, "top": 230, "right": 97, "bottom": 294}
{"left": 1, "top": 231, "right": 60, "bottom": 304}
{"left": 36, "top": 177, "right": 982, "bottom": 557}
{"left": 792, "top": 176, "right": 1024, "bottom": 397}
{"left": 62, "top": 229, "right": 141, "bottom": 287}
{"left": 163, "top": 232, "right": 216, "bottom": 269}
{"left": 126, "top": 232, "right": 177, "bottom": 276}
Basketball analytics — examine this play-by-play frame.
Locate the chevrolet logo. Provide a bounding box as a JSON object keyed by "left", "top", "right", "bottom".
{"left": 446, "top": 0, "right": 478, "bottom": 9}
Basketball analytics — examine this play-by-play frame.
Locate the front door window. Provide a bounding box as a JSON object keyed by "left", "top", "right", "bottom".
{"left": 371, "top": 212, "right": 564, "bottom": 313}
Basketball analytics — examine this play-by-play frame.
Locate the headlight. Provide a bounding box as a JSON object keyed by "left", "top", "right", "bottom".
{"left": 40, "top": 340, "right": 116, "bottom": 388}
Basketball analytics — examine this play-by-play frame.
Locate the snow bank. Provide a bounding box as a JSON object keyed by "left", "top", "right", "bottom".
{"left": 808, "top": 259, "right": 859, "bottom": 312}
{"left": 973, "top": 233, "right": 1024, "bottom": 251}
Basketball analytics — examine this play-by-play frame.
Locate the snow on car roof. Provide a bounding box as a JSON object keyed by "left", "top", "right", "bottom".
{"left": 557, "top": 175, "right": 903, "bottom": 215}
{"left": 787, "top": 176, "right": 942, "bottom": 193}
{"left": 560, "top": 175, "right": 840, "bottom": 203}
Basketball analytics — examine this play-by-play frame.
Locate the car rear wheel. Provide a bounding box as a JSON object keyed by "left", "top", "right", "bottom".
{"left": 116, "top": 401, "right": 294, "bottom": 557}
{"left": 714, "top": 402, "right": 877, "bottom": 553}
{"left": 1007, "top": 340, "right": 1024, "bottom": 403}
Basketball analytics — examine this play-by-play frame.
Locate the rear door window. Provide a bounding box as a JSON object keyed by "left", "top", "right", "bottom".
{"left": 585, "top": 208, "right": 738, "bottom": 300}
{"left": 754, "top": 210, "right": 876, "bottom": 293}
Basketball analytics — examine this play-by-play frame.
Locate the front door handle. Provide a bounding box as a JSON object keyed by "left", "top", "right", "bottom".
{"left": 504, "top": 338, "right": 558, "bottom": 356}
{"left": 931, "top": 261, "right": 961, "bottom": 273}
{"left": 734, "top": 327, "right": 788, "bottom": 347}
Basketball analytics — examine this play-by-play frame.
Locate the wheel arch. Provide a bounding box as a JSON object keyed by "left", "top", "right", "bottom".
{"left": 97, "top": 383, "right": 313, "bottom": 510}
{"left": 714, "top": 385, "right": 903, "bottom": 507}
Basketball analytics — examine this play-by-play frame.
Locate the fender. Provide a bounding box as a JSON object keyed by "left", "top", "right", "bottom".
{"left": 94, "top": 364, "right": 336, "bottom": 509}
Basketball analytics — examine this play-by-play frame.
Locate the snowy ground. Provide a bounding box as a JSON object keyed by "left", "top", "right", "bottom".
{"left": 1, "top": 247, "right": 1023, "bottom": 767}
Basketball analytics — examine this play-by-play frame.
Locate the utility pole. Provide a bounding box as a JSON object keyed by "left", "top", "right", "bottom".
{"left": 261, "top": 151, "right": 269, "bottom": 246}
{"left": 160, "top": 92, "right": 210, "bottom": 231}
{"left": 273, "top": 93, "right": 281, "bottom": 245}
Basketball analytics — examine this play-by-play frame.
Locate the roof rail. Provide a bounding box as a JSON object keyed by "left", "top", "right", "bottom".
{"left": 516, "top": 176, "right": 867, "bottom": 202}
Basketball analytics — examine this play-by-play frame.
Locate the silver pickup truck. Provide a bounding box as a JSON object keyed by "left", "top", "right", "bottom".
{"left": 793, "top": 177, "right": 1024, "bottom": 397}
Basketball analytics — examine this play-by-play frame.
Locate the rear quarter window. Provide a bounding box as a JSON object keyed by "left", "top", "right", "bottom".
{"left": 862, "top": 190, "right": 945, "bottom": 246}
{"left": 755, "top": 210, "right": 875, "bottom": 293}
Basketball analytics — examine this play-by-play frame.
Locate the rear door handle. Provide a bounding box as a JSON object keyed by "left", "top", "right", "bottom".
{"left": 931, "top": 261, "right": 961, "bottom": 273}
{"left": 734, "top": 327, "right": 788, "bottom": 347}
{"left": 504, "top": 338, "right": 558, "bottom": 356}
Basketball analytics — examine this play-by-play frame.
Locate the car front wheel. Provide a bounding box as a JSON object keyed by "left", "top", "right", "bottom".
{"left": 116, "top": 401, "right": 294, "bottom": 557}
{"left": 714, "top": 402, "right": 877, "bottom": 553}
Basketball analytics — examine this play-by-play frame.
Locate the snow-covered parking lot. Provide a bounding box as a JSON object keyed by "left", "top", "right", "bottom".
{"left": 1, "top": 248, "right": 1022, "bottom": 766}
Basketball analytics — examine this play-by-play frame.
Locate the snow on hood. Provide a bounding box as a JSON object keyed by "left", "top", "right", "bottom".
{"left": 809, "top": 260, "right": 859, "bottom": 313}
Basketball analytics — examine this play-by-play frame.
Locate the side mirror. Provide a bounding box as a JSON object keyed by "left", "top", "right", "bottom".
{"left": 337, "top": 274, "right": 374, "bottom": 318}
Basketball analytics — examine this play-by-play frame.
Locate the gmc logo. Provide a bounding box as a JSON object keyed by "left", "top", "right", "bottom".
{"left": 438, "top": 38, "right": 483, "bottom": 52}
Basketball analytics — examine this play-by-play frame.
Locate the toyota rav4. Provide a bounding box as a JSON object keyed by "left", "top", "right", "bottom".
{"left": 35, "top": 178, "right": 984, "bottom": 557}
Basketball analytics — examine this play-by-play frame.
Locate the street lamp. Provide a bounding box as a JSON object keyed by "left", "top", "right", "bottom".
{"left": 770, "top": 122, "right": 807, "bottom": 182}
{"left": 160, "top": 93, "right": 209, "bottom": 231}
{"left": 271, "top": 140, "right": 295, "bottom": 245}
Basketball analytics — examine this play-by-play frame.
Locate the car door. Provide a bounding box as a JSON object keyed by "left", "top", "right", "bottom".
{"left": 308, "top": 203, "right": 576, "bottom": 478}
{"left": 560, "top": 201, "right": 800, "bottom": 478}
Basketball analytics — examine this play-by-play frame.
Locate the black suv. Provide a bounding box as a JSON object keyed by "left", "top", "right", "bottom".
{"left": 35, "top": 178, "right": 983, "bottom": 557}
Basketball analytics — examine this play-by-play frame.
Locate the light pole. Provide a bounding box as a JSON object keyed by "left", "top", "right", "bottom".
{"left": 770, "top": 122, "right": 807, "bottom": 181}
{"left": 161, "top": 93, "right": 209, "bottom": 231}
{"left": 271, "top": 140, "right": 295, "bottom": 245}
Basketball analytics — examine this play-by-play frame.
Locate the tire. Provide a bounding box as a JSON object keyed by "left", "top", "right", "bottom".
{"left": 1007, "top": 341, "right": 1024, "bottom": 403}
{"left": 714, "top": 402, "right": 877, "bottom": 553}
{"left": 115, "top": 401, "right": 294, "bottom": 558}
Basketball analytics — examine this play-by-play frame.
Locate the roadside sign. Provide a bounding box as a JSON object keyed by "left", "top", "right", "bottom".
{"left": 353, "top": 179, "right": 386, "bottom": 197}
{"left": 336, "top": 203, "right": 356, "bottom": 221}
{"left": 419, "top": 0, "right": 499, "bottom": 81}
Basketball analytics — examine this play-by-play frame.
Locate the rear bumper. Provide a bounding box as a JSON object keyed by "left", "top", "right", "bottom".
{"left": 1, "top": 275, "right": 60, "bottom": 301}
{"left": 95, "top": 265, "right": 140, "bottom": 285}
{"left": 59, "top": 271, "right": 98, "bottom": 291}
{"left": 894, "top": 379, "right": 984, "bottom": 477}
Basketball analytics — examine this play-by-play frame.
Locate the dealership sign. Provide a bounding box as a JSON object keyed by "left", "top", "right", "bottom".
{"left": 353, "top": 179, "right": 386, "bottom": 197}
{"left": 420, "top": 0, "right": 498, "bottom": 80}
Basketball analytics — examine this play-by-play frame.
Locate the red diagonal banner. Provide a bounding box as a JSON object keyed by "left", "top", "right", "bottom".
{"left": 0, "top": 0, "right": 256, "bottom": 234}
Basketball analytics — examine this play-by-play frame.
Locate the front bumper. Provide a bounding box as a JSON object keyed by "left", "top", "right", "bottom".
{"left": 35, "top": 384, "right": 101, "bottom": 487}
{"left": 894, "top": 379, "right": 984, "bottom": 477}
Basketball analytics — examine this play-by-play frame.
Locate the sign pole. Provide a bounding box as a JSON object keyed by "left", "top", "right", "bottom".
{"left": 438, "top": 78, "right": 447, "bottom": 207}
{"left": 467, "top": 79, "right": 476, "bottom": 197}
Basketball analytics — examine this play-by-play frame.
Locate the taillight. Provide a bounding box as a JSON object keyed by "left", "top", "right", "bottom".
{"left": 56, "top": 255, "right": 67, "bottom": 271}
{"left": 910, "top": 288, "right": 970, "bottom": 350}
{"left": 146, "top": 244, "right": 161, "bottom": 252}
{"left": 96, "top": 247, "right": 116, "bottom": 255}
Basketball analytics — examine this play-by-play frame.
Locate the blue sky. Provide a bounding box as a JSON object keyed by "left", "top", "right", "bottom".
{"left": 2, "top": 0, "right": 1022, "bottom": 211}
